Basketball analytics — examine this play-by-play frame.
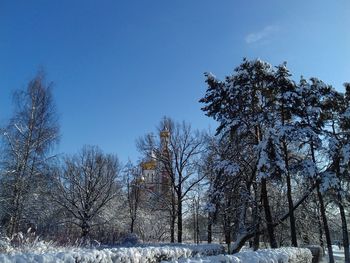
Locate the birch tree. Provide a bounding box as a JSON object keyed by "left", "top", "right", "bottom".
{"left": 0, "top": 72, "right": 59, "bottom": 237}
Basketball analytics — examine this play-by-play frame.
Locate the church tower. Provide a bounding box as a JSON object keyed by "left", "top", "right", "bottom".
{"left": 160, "top": 126, "right": 170, "bottom": 154}
{"left": 159, "top": 125, "right": 171, "bottom": 196}
{"left": 138, "top": 124, "right": 172, "bottom": 201}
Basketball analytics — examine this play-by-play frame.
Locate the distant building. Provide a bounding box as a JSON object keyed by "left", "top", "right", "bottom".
{"left": 137, "top": 126, "right": 172, "bottom": 203}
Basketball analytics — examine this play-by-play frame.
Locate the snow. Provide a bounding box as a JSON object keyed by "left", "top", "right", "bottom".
{"left": 256, "top": 129, "right": 286, "bottom": 179}
{"left": 0, "top": 244, "right": 314, "bottom": 263}
{"left": 300, "top": 159, "right": 317, "bottom": 178}
{"left": 320, "top": 171, "right": 339, "bottom": 192}
{"left": 342, "top": 107, "right": 350, "bottom": 118}
{"left": 205, "top": 72, "right": 217, "bottom": 81}
{"left": 341, "top": 143, "right": 350, "bottom": 164}
{"left": 0, "top": 242, "right": 314, "bottom": 263}
{"left": 163, "top": 247, "right": 312, "bottom": 263}
{"left": 214, "top": 159, "right": 240, "bottom": 176}
{"left": 0, "top": 243, "right": 225, "bottom": 263}
{"left": 321, "top": 246, "right": 346, "bottom": 263}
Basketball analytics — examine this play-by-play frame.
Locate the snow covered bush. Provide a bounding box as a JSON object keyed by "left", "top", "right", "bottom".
{"left": 0, "top": 237, "right": 11, "bottom": 253}
{"left": 163, "top": 247, "right": 312, "bottom": 263}
{"left": 0, "top": 243, "right": 225, "bottom": 263}
{"left": 280, "top": 247, "right": 313, "bottom": 263}
{"left": 0, "top": 231, "right": 60, "bottom": 255}
{"left": 0, "top": 236, "right": 58, "bottom": 255}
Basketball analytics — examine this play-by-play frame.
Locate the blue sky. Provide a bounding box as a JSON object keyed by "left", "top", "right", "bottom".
{"left": 1, "top": 1, "right": 350, "bottom": 163}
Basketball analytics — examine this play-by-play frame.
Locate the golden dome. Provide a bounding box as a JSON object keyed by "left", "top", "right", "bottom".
{"left": 141, "top": 160, "right": 157, "bottom": 170}
{"left": 160, "top": 130, "right": 170, "bottom": 138}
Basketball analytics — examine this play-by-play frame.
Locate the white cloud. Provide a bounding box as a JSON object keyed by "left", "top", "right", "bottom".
{"left": 245, "top": 25, "right": 279, "bottom": 44}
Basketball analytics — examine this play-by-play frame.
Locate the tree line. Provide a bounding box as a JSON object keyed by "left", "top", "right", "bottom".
{"left": 0, "top": 60, "right": 350, "bottom": 263}
{"left": 0, "top": 72, "right": 206, "bottom": 246}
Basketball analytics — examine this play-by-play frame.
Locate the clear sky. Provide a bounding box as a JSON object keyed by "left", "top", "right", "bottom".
{"left": 1, "top": 1, "right": 350, "bottom": 163}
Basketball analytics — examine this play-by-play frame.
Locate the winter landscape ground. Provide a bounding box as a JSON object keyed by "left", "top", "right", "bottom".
{"left": 0, "top": 242, "right": 315, "bottom": 263}
{"left": 0, "top": 242, "right": 348, "bottom": 262}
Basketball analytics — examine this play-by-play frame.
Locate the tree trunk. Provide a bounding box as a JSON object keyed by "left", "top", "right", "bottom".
{"left": 316, "top": 185, "right": 334, "bottom": 263}
{"left": 333, "top": 149, "right": 349, "bottom": 262}
{"left": 81, "top": 221, "right": 90, "bottom": 245}
{"left": 196, "top": 219, "right": 200, "bottom": 244}
{"left": 170, "top": 217, "right": 175, "bottom": 243}
{"left": 224, "top": 225, "right": 231, "bottom": 252}
{"left": 286, "top": 173, "right": 298, "bottom": 247}
{"left": 195, "top": 218, "right": 198, "bottom": 244}
{"left": 253, "top": 200, "right": 260, "bottom": 251}
{"left": 282, "top": 141, "right": 298, "bottom": 247}
{"left": 252, "top": 182, "right": 260, "bottom": 251}
{"left": 207, "top": 212, "right": 212, "bottom": 243}
{"left": 338, "top": 194, "right": 350, "bottom": 263}
{"left": 253, "top": 229, "right": 260, "bottom": 251}
{"left": 309, "top": 135, "right": 333, "bottom": 262}
{"left": 230, "top": 182, "right": 317, "bottom": 253}
{"left": 130, "top": 218, "right": 135, "bottom": 233}
{"left": 193, "top": 209, "right": 196, "bottom": 243}
{"left": 261, "top": 178, "right": 278, "bottom": 248}
{"left": 318, "top": 213, "right": 324, "bottom": 248}
{"left": 177, "top": 193, "right": 182, "bottom": 243}
{"left": 170, "top": 190, "right": 176, "bottom": 243}
{"left": 196, "top": 202, "right": 200, "bottom": 244}
{"left": 9, "top": 189, "right": 23, "bottom": 237}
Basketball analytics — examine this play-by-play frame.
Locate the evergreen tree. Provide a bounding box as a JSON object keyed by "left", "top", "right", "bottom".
{"left": 201, "top": 59, "right": 280, "bottom": 249}
{"left": 295, "top": 77, "right": 335, "bottom": 262}
{"left": 273, "top": 63, "right": 300, "bottom": 247}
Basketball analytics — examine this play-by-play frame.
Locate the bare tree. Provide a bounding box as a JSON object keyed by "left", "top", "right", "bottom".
{"left": 124, "top": 161, "right": 141, "bottom": 234}
{"left": 52, "top": 145, "right": 120, "bottom": 241}
{"left": 0, "top": 72, "right": 59, "bottom": 237}
{"left": 137, "top": 117, "right": 205, "bottom": 243}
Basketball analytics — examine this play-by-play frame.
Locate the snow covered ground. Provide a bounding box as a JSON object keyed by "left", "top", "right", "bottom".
{"left": 163, "top": 247, "right": 312, "bottom": 263}
{"left": 0, "top": 243, "right": 225, "bottom": 263}
{"left": 0, "top": 243, "right": 313, "bottom": 263}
